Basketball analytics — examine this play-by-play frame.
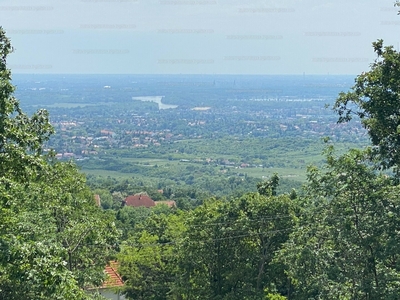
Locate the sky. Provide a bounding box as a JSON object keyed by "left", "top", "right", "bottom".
{"left": 0, "top": 0, "right": 399, "bottom": 74}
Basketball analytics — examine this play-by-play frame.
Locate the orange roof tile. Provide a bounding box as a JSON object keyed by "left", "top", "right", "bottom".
{"left": 125, "top": 194, "right": 155, "bottom": 208}
{"left": 101, "top": 261, "right": 124, "bottom": 288}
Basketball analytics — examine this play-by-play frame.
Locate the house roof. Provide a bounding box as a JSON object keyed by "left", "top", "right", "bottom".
{"left": 86, "top": 261, "right": 124, "bottom": 291}
{"left": 101, "top": 261, "right": 124, "bottom": 289}
{"left": 125, "top": 193, "right": 155, "bottom": 208}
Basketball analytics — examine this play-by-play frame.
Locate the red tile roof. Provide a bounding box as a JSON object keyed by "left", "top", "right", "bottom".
{"left": 125, "top": 193, "right": 155, "bottom": 208}
{"left": 101, "top": 261, "right": 124, "bottom": 288}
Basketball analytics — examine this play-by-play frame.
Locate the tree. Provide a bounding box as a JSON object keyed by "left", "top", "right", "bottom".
{"left": 280, "top": 147, "right": 400, "bottom": 299}
{"left": 118, "top": 212, "right": 185, "bottom": 300}
{"left": 117, "top": 190, "right": 297, "bottom": 300}
{"left": 0, "top": 27, "right": 118, "bottom": 299}
{"left": 174, "top": 193, "right": 297, "bottom": 299}
{"left": 333, "top": 39, "right": 400, "bottom": 173}
{"left": 0, "top": 28, "right": 54, "bottom": 181}
{"left": 257, "top": 173, "right": 280, "bottom": 196}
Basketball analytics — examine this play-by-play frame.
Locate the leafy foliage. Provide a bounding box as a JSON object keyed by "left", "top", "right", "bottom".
{"left": 281, "top": 148, "right": 400, "bottom": 299}
{"left": 118, "top": 191, "right": 298, "bottom": 300}
{"left": 0, "top": 27, "right": 118, "bottom": 299}
{"left": 118, "top": 212, "right": 185, "bottom": 300}
{"left": 257, "top": 173, "right": 280, "bottom": 196}
{"left": 175, "top": 193, "right": 297, "bottom": 299}
{"left": 334, "top": 40, "right": 400, "bottom": 172}
{"left": 3, "top": 9, "right": 400, "bottom": 299}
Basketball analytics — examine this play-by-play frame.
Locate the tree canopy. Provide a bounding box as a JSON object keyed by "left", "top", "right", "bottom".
{"left": 334, "top": 40, "right": 400, "bottom": 172}
{"left": 0, "top": 27, "right": 119, "bottom": 300}
{"left": 280, "top": 147, "right": 400, "bottom": 299}
{"left": 2, "top": 5, "right": 400, "bottom": 298}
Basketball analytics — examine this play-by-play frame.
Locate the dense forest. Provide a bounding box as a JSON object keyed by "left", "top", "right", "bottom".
{"left": 2, "top": 5, "right": 400, "bottom": 298}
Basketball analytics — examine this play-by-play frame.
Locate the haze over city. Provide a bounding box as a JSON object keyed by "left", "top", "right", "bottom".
{"left": 1, "top": 0, "right": 399, "bottom": 74}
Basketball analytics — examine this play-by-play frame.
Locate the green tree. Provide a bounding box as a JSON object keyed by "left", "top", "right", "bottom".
{"left": 280, "top": 147, "right": 400, "bottom": 299}
{"left": 0, "top": 28, "right": 53, "bottom": 181}
{"left": 0, "top": 27, "right": 118, "bottom": 299}
{"left": 118, "top": 212, "right": 185, "bottom": 300}
{"left": 175, "top": 193, "right": 297, "bottom": 299}
{"left": 333, "top": 39, "right": 400, "bottom": 172}
{"left": 115, "top": 205, "right": 152, "bottom": 240}
{"left": 93, "top": 188, "right": 113, "bottom": 209}
{"left": 257, "top": 173, "right": 280, "bottom": 196}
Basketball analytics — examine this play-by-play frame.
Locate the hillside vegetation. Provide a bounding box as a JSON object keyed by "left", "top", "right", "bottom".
{"left": 2, "top": 16, "right": 400, "bottom": 299}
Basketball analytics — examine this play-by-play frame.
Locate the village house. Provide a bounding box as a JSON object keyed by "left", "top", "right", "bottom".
{"left": 88, "top": 261, "right": 125, "bottom": 300}
{"left": 124, "top": 193, "right": 176, "bottom": 208}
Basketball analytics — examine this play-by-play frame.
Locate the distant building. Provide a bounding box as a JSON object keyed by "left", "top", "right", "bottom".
{"left": 125, "top": 193, "right": 155, "bottom": 208}
{"left": 124, "top": 193, "right": 176, "bottom": 208}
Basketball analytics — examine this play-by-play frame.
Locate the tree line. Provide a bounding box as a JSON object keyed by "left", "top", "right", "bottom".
{"left": 2, "top": 7, "right": 400, "bottom": 298}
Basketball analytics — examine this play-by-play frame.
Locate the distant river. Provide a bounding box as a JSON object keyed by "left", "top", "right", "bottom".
{"left": 132, "top": 96, "right": 178, "bottom": 109}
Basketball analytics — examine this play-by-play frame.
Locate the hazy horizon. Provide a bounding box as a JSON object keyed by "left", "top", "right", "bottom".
{"left": 1, "top": 0, "right": 399, "bottom": 75}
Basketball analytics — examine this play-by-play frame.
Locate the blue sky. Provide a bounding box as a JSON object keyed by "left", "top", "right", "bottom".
{"left": 1, "top": 0, "right": 399, "bottom": 74}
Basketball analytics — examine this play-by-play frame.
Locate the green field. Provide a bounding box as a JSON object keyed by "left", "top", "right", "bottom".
{"left": 79, "top": 136, "right": 367, "bottom": 195}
